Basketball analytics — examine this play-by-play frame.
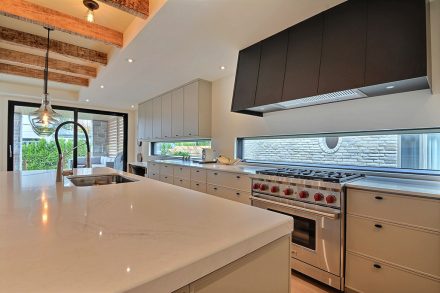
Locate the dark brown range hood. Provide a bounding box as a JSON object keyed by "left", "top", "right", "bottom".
{"left": 231, "top": 0, "right": 429, "bottom": 116}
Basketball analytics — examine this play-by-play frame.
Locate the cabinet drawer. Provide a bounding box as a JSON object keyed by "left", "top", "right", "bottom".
{"left": 347, "top": 188, "right": 440, "bottom": 231}
{"left": 148, "top": 172, "right": 160, "bottom": 181}
{"left": 207, "top": 171, "right": 250, "bottom": 191}
{"left": 174, "top": 178, "right": 191, "bottom": 189}
{"left": 160, "top": 164, "right": 174, "bottom": 176}
{"left": 191, "top": 168, "right": 207, "bottom": 182}
{"left": 159, "top": 175, "right": 174, "bottom": 184}
{"left": 346, "top": 252, "right": 439, "bottom": 293}
{"left": 207, "top": 184, "right": 251, "bottom": 205}
{"left": 148, "top": 162, "right": 160, "bottom": 173}
{"left": 347, "top": 215, "right": 440, "bottom": 277}
{"left": 190, "top": 181, "right": 207, "bottom": 193}
{"left": 173, "top": 166, "right": 191, "bottom": 180}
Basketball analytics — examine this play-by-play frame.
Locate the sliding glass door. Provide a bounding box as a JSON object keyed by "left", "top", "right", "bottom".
{"left": 7, "top": 101, "right": 128, "bottom": 172}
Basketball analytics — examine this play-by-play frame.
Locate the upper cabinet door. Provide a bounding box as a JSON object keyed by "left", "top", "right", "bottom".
{"left": 144, "top": 100, "right": 153, "bottom": 140}
{"left": 282, "top": 14, "right": 324, "bottom": 101}
{"left": 138, "top": 103, "right": 145, "bottom": 139}
{"left": 183, "top": 82, "right": 199, "bottom": 136}
{"left": 231, "top": 44, "right": 261, "bottom": 112}
{"left": 318, "top": 0, "right": 367, "bottom": 94}
{"left": 152, "top": 97, "right": 162, "bottom": 139}
{"left": 254, "top": 30, "right": 289, "bottom": 106}
{"left": 161, "top": 93, "right": 172, "bottom": 138}
{"left": 171, "top": 88, "right": 184, "bottom": 138}
{"left": 365, "top": 0, "right": 426, "bottom": 86}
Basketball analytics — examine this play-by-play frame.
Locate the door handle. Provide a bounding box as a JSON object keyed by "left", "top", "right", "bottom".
{"left": 9, "top": 145, "right": 12, "bottom": 158}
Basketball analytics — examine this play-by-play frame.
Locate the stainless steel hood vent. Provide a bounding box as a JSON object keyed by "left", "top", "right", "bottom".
{"left": 246, "top": 77, "right": 429, "bottom": 114}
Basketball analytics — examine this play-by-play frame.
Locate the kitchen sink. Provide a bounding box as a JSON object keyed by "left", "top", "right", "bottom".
{"left": 67, "top": 174, "right": 137, "bottom": 187}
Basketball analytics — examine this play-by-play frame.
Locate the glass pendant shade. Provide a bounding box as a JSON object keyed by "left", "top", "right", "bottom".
{"left": 29, "top": 94, "right": 61, "bottom": 136}
{"left": 86, "top": 9, "right": 94, "bottom": 23}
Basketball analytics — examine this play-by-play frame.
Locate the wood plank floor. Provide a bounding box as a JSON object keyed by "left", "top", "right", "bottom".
{"left": 291, "top": 271, "right": 340, "bottom": 293}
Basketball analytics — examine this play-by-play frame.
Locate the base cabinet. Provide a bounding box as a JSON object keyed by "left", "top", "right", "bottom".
{"left": 346, "top": 188, "right": 440, "bottom": 293}
{"left": 346, "top": 252, "right": 439, "bottom": 293}
{"left": 172, "top": 235, "right": 291, "bottom": 293}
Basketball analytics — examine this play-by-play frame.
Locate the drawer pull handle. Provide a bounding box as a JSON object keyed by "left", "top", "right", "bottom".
{"left": 196, "top": 183, "right": 199, "bottom": 186}
{"left": 179, "top": 179, "right": 183, "bottom": 182}
{"left": 236, "top": 176, "right": 240, "bottom": 179}
{"left": 214, "top": 187, "right": 217, "bottom": 190}
{"left": 236, "top": 192, "right": 240, "bottom": 196}
{"left": 375, "top": 196, "right": 383, "bottom": 200}
{"left": 196, "top": 170, "right": 200, "bottom": 173}
{"left": 374, "top": 224, "right": 383, "bottom": 229}
{"left": 373, "top": 264, "right": 381, "bottom": 269}
{"left": 214, "top": 173, "right": 218, "bottom": 175}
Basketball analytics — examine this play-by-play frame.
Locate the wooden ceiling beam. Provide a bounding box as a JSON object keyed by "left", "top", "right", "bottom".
{"left": 0, "top": 63, "right": 89, "bottom": 87}
{"left": 97, "top": 0, "right": 149, "bottom": 18}
{"left": 0, "top": 48, "right": 97, "bottom": 78}
{"left": 0, "top": 26, "right": 107, "bottom": 65}
{"left": 0, "top": 0, "right": 123, "bottom": 47}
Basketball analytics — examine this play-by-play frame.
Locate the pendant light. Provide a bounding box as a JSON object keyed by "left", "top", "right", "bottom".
{"left": 83, "top": 0, "right": 99, "bottom": 23}
{"left": 28, "top": 27, "right": 61, "bottom": 136}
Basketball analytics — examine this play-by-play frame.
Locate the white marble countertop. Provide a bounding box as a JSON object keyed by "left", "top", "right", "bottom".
{"left": 346, "top": 176, "right": 440, "bottom": 200}
{"left": 0, "top": 168, "right": 291, "bottom": 293}
{"left": 142, "top": 159, "right": 273, "bottom": 175}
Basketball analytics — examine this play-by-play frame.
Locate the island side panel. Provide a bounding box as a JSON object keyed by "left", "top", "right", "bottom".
{"left": 175, "top": 234, "right": 291, "bottom": 293}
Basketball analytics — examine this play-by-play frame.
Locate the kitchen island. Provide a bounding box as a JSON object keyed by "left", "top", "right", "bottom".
{"left": 0, "top": 168, "right": 292, "bottom": 293}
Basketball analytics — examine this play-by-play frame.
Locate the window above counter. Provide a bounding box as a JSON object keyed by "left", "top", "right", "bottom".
{"left": 237, "top": 129, "right": 440, "bottom": 175}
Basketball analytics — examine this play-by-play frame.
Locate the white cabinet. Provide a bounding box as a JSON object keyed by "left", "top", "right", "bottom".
{"left": 346, "top": 188, "right": 440, "bottom": 293}
{"left": 137, "top": 102, "right": 146, "bottom": 139}
{"left": 183, "top": 82, "right": 199, "bottom": 136}
{"left": 144, "top": 100, "right": 153, "bottom": 140}
{"left": 152, "top": 97, "right": 162, "bottom": 139}
{"left": 171, "top": 88, "right": 184, "bottom": 138}
{"left": 161, "top": 93, "right": 172, "bottom": 138}
{"left": 137, "top": 79, "right": 211, "bottom": 140}
{"left": 183, "top": 80, "right": 211, "bottom": 137}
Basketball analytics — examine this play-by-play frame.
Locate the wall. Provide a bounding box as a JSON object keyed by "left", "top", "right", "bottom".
{"left": 211, "top": 1, "right": 440, "bottom": 158}
{"left": 0, "top": 96, "right": 136, "bottom": 171}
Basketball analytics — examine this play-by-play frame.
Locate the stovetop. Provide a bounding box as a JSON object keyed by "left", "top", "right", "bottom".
{"left": 256, "top": 168, "right": 364, "bottom": 183}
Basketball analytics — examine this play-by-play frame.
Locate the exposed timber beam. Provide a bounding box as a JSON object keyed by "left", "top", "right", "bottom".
{"left": 97, "top": 0, "right": 149, "bottom": 18}
{"left": 0, "top": 48, "right": 97, "bottom": 78}
{"left": 0, "top": 63, "right": 89, "bottom": 87}
{"left": 0, "top": 26, "right": 108, "bottom": 65}
{"left": 0, "top": 0, "right": 123, "bottom": 47}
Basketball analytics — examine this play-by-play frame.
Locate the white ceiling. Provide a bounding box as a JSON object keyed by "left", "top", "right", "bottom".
{"left": 80, "top": 0, "right": 345, "bottom": 109}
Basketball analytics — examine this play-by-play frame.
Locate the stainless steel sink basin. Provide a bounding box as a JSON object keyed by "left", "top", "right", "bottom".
{"left": 67, "top": 174, "right": 137, "bottom": 187}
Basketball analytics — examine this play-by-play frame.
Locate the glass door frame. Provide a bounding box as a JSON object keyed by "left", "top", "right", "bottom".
{"left": 7, "top": 100, "right": 129, "bottom": 172}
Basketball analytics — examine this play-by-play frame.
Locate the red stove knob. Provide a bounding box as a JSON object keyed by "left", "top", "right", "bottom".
{"left": 270, "top": 186, "right": 279, "bottom": 193}
{"left": 253, "top": 183, "right": 261, "bottom": 189}
{"left": 283, "top": 188, "right": 293, "bottom": 196}
{"left": 314, "top": 193, "right": 324, "bottom": 201}
{"left": 298, "top": 191, "right": 309, "bottom": 198}
{"left": 259, "top": 184, "right": 268, "bottom": 191}
{"left": 326, "top": 195, "right": 336, "bottom": 204}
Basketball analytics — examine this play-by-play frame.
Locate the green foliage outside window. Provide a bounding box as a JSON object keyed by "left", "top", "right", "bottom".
{"left": 22, "top": 139, "right": 87, "bottom": 170}
{"left": 158, "top": 140, "right": 211, "bottom": 157}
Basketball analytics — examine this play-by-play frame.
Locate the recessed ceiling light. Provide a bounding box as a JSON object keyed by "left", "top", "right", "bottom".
{"left": 386, "top": 85, "right": 395, "bottom": 89}
{"left": 131, "top": 105, "right": 135, "bottom": 109}
{"left": 220, "top": 66, "right": 226, "bottom": 70}
{"left": 100, "top": 85, "right": 104, "bottom": 89}
{"left": 127, "top": 58, "right": 134, "bottom": 63}
{"left": 85, "top": 99, "right": 90, "bottom": 102}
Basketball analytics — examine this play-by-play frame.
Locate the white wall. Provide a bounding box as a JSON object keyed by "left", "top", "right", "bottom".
{"left": 0, "top": 95, "right": 136, "bottom": 171}
{"left": 211, "top": 1, "right": 440, "bottom": 158}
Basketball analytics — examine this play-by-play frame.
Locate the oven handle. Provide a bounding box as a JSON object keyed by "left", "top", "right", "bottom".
{"left": 250, "top": 196, "right": 340, "bottom": 219}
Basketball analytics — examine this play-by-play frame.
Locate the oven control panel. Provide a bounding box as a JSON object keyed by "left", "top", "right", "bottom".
{"left": 252, "top": 179, "right": 341, "bottom": 208}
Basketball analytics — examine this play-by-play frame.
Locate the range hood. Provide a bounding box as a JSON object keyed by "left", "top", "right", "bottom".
{"left": 247, "top": 77, "right": 430, "bottom": 114}
{"left": 231, "top": 0, "right": 429, "bottom": 116}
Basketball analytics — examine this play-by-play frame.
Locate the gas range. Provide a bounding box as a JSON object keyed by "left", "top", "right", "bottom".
{"left": 250, "top": 167, "right": 364, "bottom": 290}
{"left": 251, "top": 167, "right": 364, "bottom": 209}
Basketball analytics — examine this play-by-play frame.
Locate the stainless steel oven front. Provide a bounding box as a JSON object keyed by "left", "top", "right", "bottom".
{"left": 251, "top": 194, "right": 344, "bottom": 290}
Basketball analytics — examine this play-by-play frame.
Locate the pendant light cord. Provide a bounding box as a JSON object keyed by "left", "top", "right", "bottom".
{"left": 44, "top": 28, "right": 50, "bottom": 101}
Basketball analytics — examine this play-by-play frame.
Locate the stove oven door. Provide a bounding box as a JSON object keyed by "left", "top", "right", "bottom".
{"left": 251, "top": 196, "right": 341, "bottom": 276}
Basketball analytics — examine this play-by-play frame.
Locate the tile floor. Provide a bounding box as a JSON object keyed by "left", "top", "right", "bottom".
{"left": 291, "top": 271, "right": 340, "bottom": 293}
